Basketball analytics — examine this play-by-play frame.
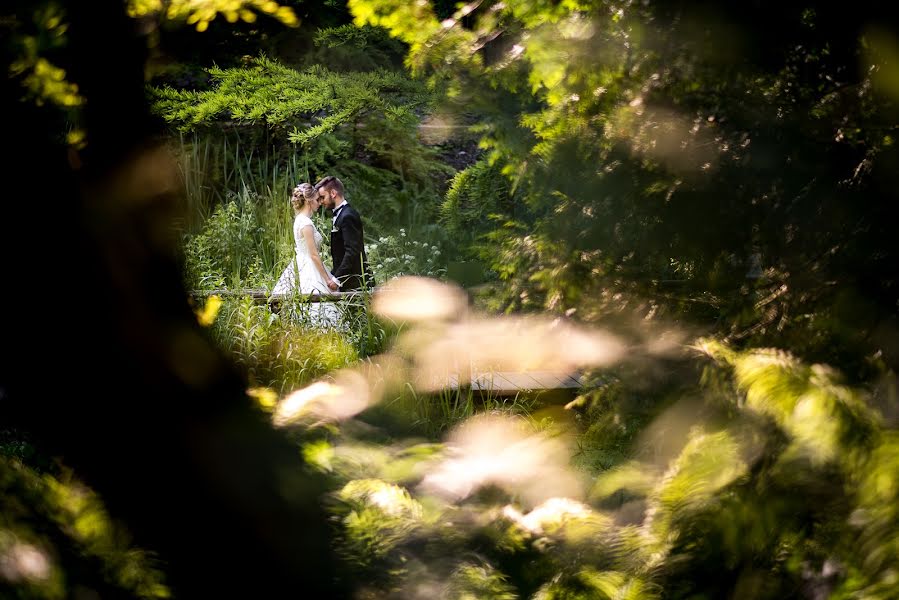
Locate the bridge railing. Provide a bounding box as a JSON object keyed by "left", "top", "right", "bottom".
{"left": 189, "top": 289, "right": 367, "bottom": 304}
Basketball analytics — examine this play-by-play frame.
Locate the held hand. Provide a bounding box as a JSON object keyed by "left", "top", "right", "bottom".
{"left": 327, "top": 280, "right": 339, "bottom": 292}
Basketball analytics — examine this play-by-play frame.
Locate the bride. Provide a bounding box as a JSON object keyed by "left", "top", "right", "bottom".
{"left": 271, "top": 183, "right": 340, "bottom": 327}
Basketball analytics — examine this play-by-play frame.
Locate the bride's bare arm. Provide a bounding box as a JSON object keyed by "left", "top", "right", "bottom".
{"left": 301, "top": 226, "right": 335, "bottom": 290}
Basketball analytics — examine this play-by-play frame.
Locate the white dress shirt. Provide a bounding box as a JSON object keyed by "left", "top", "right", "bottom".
{"left": 329, "top": 200, "right": 347, "bottom": 288}
{"left": 331, "top": 200, "right": 348, "bottom": 223}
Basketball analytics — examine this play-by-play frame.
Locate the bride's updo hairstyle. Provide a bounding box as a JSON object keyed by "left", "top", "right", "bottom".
{"left": 291, "top": 182, "right": 317, "bottom": 206}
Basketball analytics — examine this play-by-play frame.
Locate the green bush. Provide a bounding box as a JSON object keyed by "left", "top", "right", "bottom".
{"left": 0, "top": 458, "right": 168, "bottom": 599}
{"left": 301, "top": 342, "right": 899, "bottom": 599}
{"left": 208, "top": 297, "right": 359, "bottom": 393}
{"left": 441, "top": 159, "right": 516, "bottom": 252}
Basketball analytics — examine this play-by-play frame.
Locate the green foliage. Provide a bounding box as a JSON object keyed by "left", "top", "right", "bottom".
{"left": 0, "top": 458, "right": 168, "bottom": 599}
{"left": 172, "top": 130, "right": 316, "bottom": 232}
{"left": 572, "top": 375, "right": 662, "bottom": 473}
{"left": 350, "top": 0, "right": 899, "bottom": 378}
{"left": 306, "top": 24, "right": 407, "bottom": 72}
{"left": 443, "top": 563, "right": 518, "bottom": 600}
{"left": 164, "top": 57, "right": 457, "bottom": 283}
{"left": 127, "top": 0, "right": 299, "bottom": 32}
{"left": 176, "top": 134, "right": 452, "bottom": 292}
{"left": 388, "top": 387, "right": 538, "bottom": 440}
{"left": 184, "top": 197, "right": 267, "bottom": 289}
{"left": 533, "top": 570, "right": 659, "bottom": 600}
{"left": 150, "top": 57, "right": 430, "bottom": 145}
{"left": 208, "top": 296, "right": 359, "bottom": 392}
{"left": 336, "top": 478, "right": 425, "bottom": 568}
{"left": 308, "top": 342, "right": 899, "bottom": 599}
{"left": 330, "top": 159, "right": 449, "bottom": 236}
{"left": 367, "top": 228, "right": 446, "bottom": 282}
{"left": 155, "top": 60, "right": 457, "bottom": 236}
{"left": 441, "top": 158, "right": 520, "bottom": 262}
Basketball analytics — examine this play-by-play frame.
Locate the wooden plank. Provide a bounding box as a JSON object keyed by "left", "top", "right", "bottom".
{"left": 407, "top": 370, "right": 589, "bottom": 395}
{"left": 471, "top": 372, "right": 507, "bottom": 392}
{"left": 558, "top": 374, "right": 585, "bottom": 388}
{"left": 468, "top": 371, "right": 585, "bottom": 393}
{"left": 495, "top": 372, "right": 543, "bottom": 391}
{"left": 523, "top": 371, "right": 570, "bottom": 389}
{"left": 446, "top": 373, "right": 461, "bottom": 390}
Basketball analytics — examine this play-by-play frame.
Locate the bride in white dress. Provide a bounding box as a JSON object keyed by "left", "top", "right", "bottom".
{"left": 271, "top": 183, "right": 340, "bottom": 327}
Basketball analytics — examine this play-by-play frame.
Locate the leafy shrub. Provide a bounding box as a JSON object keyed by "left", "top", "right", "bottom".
{"left": 0, "top": 458, "right": 168, "bottom": 599}
{"left": 283, "top": 338, "right": 899, "bottom": 599}
{"left": 305, "top": 25, "right": 408, "bottom": 72}
{"left": 183, "top": 197, "right": 267, "bottom": 290}
{"left": 367, "top": 229, "right": 446, "bottom": 282}
{"left": 208, "top": 297, "right": 359, "bottom": 393}
{"left": 441, "top": 159, "right": 516, "bottom": 254}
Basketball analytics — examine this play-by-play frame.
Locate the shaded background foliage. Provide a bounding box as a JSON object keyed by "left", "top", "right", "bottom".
{"left": 3, "top": 0, "right": 899, "bottom": 599}
{"left": 352, "top": 0, "right": 899, "bottom": 380}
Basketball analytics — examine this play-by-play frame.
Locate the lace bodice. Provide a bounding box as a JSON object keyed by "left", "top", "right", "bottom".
{"left": 294, "top": 214, "right": 322, "bottom": 256}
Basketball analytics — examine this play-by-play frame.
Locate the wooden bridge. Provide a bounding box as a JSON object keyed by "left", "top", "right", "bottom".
{"left": 447, "top": 370, "right": 588, "bottom": 396}
{"left": 190, "top": 288, "right": 360, "bottom": 303}
{"left": 191, "top": 288, "right": 588, "bottom": 396}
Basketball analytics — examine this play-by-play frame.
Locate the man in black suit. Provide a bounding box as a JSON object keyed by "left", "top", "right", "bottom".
{"left": 315, "top": 175, "right": 374, "bottom": 291}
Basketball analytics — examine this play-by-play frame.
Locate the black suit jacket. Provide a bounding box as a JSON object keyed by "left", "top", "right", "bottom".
{"left": 330, "top": 203, "right": 373, "bottom": 290}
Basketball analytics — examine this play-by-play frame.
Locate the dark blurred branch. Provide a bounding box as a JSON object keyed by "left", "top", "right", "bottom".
{"left": 1, "top": 0, "right": 347, "bottom": 596}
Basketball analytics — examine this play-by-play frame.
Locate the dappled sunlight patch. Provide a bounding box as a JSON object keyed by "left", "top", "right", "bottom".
{"left": 406, "top": 315, "right": 625, "bottom": 392}
{"left": 419, "top": 414, "right": 583, "bottom": 507}
{"left": 347, "top": 353, "right": 410, "bottom": 406}
{"left": 501, "top": 497, "right": 613, "bottom": 548}
{"left": 274, "top": 353, "right": 411, "bottom": 427}
{"left": 336, "top": 479, "right": 427, "bottom": 565}
{"left": 273, "top": 371, "right": 371, "bottom": 427}
{"left": 0, "top": 535, "right": 53, "bottom": 584}
{"left": 642, "top": 327, "right": 690, "bottom": 358}
{"left": 273, "top": 381, "right": 341, "bottom": 426}
{"left": 128, "top": 0, "right": 298, "bottom": 30}
{"left": 372, "top": 275, "right": 469, "bottom": 324}
{"left": 340, "top": 479, "right": 423, "bottom": 519}
{"left": 702, "top": 340, "right": 882, "bottom": 465}
{"left": 607, "top": 102, "right": 722, "bottom": 177}
{"left": 303, "top": 439, "right": 443, "bottom": 485}
{"left": 850, "top": 433, "right": 899, "bottom": 593}
{"left": 591, "top": 462, "right": 658, "bottom": 502}
{"left": 371, "top": 276, "right": 625, "bottom": 393}
{"left": 864, "top": 27, "right": 899, "bottom": 101}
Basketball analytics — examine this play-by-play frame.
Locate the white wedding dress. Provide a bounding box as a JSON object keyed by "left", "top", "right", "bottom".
{"left": 272, "top": 214, "right": 340, "bottom": 328}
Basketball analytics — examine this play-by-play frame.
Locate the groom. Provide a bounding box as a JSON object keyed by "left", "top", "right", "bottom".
{"left": 315, "top": 175, "right": 374, "bottom": 292}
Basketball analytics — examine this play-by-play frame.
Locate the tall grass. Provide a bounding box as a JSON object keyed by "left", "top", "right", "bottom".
{"left": 175, "top": 131, "right": 312, "bottom": 234}
{"left": 210, "top": 296, "right": 359, "bottom": 393}
{"left": 381, "top": 383, "right": 537, "bottom": 439}
{"left": 176, "top": 132, "right": 332, "bottom": 291}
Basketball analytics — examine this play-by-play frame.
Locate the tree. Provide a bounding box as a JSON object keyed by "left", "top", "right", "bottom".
{"left": 1, "top": 0, "right": 349, "bottom": 595}
{"left": 349, "top": 0, "right": 899, "bottom": 379}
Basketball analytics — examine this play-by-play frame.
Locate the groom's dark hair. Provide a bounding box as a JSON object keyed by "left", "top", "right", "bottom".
{"left": 315, "top": 175, "right": 344, "bottom": 198}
